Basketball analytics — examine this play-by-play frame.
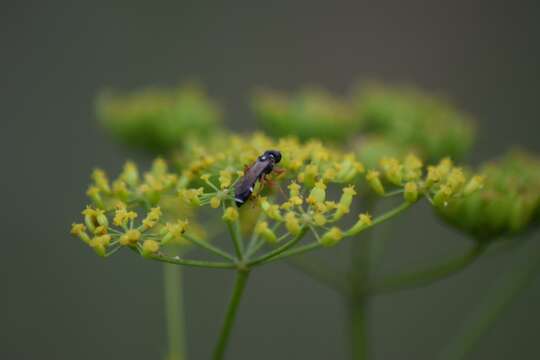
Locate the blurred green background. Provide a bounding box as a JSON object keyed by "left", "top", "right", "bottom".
{"left": 2, "top": 1, "right": 540, "bottom": 359}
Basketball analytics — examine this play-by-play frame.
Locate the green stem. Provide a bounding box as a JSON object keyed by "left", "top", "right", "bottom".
{"left": 213, "top": 270, "right": 250, "bottom": 360}
{"left": 349, "top": 254, "right": 371, "bottom": 360}
{"left": 344, "top": 202, "right": 411, "bottom": 237}
{"left": 227, "top": 220, "right": 244, "bottom": 260}
{"left": 245, "top": 212, "right": 266, "bottom": 257}
{"left": 247, "top": 227, "right": 308, "bottom": 267}
{"left": 164, "top": 264, "right": 186, "bottom": 360}
{"left": 264, "top": 242, "right": 322, "bottom": 263}
{"left": 369, "top": 243, "right": 487, "bottom": 295}
{"left": 349, "top": 198, "right": 377, "bottom": 360}
{"left": 183, "top": 233, "right": 236, "bottom": 261}
{"left": 349, "top": 298, "right": 368, "bottom": 360}
{"left": 149, "top": 253, "right": 236, "bottom": 269}
{"left": 438, "top": 247, "right": 540, "bottom": 360}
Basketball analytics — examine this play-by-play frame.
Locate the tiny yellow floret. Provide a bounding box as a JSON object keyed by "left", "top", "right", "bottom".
{"left": 142, "top": 240, "right": 160, "bottom": 257}
{"left": 255, "top": 221, "right": 277, "bottom": 243}
{"left": 366, "top": 170, "right": 385, "bottom": 195}
{"left": 222, "top": 207, "right": 239, "bottom": 223}
{"left": 119, "top": 229, "right": 141, "bottom": 246}
{"left": 346, "top": 213, "right": 373, "bottom": 236}
{"left": 210, "top": 196, "right": 221, "bottom": 208}
{"left": 142, "top": 207, "right": 162, "bottom": 229}
{"left": 284, "top": 212, "right": 302, "bottom": 235}
{"left": 334, "top": 185, "right": 357, "bottom": 220}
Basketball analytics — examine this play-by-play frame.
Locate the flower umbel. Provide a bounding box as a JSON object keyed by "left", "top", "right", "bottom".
{"left": 71, "top": 133, "right": 482, "bottom": 261}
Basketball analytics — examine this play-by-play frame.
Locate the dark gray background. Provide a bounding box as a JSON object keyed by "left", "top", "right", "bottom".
{"left": 2, "top": 1, "right": 540, "bottom": 359}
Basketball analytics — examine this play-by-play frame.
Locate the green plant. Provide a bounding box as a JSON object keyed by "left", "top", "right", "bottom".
{"left": 71, "top": 82, "right": 540, "bottom": 360}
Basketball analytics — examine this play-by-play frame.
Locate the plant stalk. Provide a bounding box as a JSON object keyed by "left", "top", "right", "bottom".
{"left": 350, "top": 297, "right": 369, "bottom": 360}
{"left": 349, "top": 198, "right": 379, "bottom": 360}
{"left": 349, "top": 233, "right": 372, "bottom": 360}
{"left": 164, "top": 264, "right": 187, "bottom": 360}
{"left": 213, "top": 270, "right": 250, "bottom": 360}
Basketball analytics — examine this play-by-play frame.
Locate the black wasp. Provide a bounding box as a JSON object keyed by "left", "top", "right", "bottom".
{"left": 234, "top": 150, "right": 282, "bottom": 207}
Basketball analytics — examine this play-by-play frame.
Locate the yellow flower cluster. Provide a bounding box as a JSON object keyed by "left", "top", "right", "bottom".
{"left": 71, "top": 158, "right": 195, "bottom": 257}
{"left": 365, "top": 154, "right": 481, "bottom": 209}
{"left": 72, "top": 133, "right": 484, "bottom": 258}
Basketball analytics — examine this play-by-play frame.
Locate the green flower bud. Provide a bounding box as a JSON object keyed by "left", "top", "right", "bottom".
{"left": 255, "top": 221, "right": 277, "bottom": 244}
{"left": 345, "top": 213, "right": 373, "bottom": 236}
{"left": 404, "top": 182, "right": 419, "bottom": 203}
{"left": 333, "top": 186, "right": 357, "bottom": 221}
{"left": 307, "top": 181, "right": 326, "bottom": 205}
{"left": 121, "top": 161, "right": 139, "bottom": 187}
{"left": 95, "top": 209, "right": 109, "bottom": 228}
{"left": 319, "top": 227, "right": 343, "bottom": 247}
{"left": 366, "top": 170, "right": 385, "bottom": 195}
{"left": 90, "top": 237, "right": 108, "bottom": 257}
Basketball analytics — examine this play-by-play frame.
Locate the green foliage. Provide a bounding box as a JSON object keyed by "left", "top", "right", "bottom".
{"left": 437, "top": 150, "right": 540, "bottom": 241}
{"left": 97, "top": 84, "right": 222, "bottom": 154}
{"left": 352, "top": 83, "right": 475, "bottom": 161}
{"left": 252, "top": 87, "right": 359, "bottom": 142}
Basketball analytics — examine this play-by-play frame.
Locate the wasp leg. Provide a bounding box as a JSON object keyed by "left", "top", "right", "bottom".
{"left": 273, "top": 167, "right": 286, "bottom": 178}
{"left": 243, "top": 162, "right": 255, "bottom": 174}
{"left": 265, "top": 173, "right": 287, "bottom": 199}
{"left": 258, "top": 174, "right": 268, "bottom": 193}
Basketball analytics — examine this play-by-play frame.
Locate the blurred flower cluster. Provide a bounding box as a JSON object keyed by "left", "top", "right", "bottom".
{"left": 72, "top": 133, "right": 482, "bottom": 258}
{"left": 253, "top": 83, "right": 475, "bottom": 166}
{"left": 252, "top": 88, "right": 359, "bottom": 142}
{"left": 97, "top": 83, "right": 222, "bottom": 153}
{"left": 437, "top": 150, "right": 540, "bottom": 241}
{"left": 352, "top": 84, "right": 475, "bottom": 162}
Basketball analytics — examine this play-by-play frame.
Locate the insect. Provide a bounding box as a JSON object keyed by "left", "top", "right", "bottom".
{"left": 234, "top": 150, "right": 282, "bottom": 207}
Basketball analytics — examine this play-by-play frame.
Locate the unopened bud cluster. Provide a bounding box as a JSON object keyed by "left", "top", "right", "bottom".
{"left": 437, "top": 151, "right": 540, "bottom": 241}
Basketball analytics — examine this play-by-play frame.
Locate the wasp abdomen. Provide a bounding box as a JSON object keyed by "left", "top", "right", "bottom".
{"left": 234, "top": 150, "right": 281, "bottom": 207}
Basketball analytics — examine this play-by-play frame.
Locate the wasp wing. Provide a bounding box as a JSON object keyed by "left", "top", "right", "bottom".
{"left": 234, "top": 160, "right": 269, "bottom": 206}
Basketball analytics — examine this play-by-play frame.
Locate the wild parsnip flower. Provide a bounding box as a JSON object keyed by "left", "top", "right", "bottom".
{"left": 71, "top": 133, "right": 483, "bottom": 260}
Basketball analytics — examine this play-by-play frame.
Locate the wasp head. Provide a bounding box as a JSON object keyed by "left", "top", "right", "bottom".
{"left": 261, "top": 150, "right": 282, "bottom": 163}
